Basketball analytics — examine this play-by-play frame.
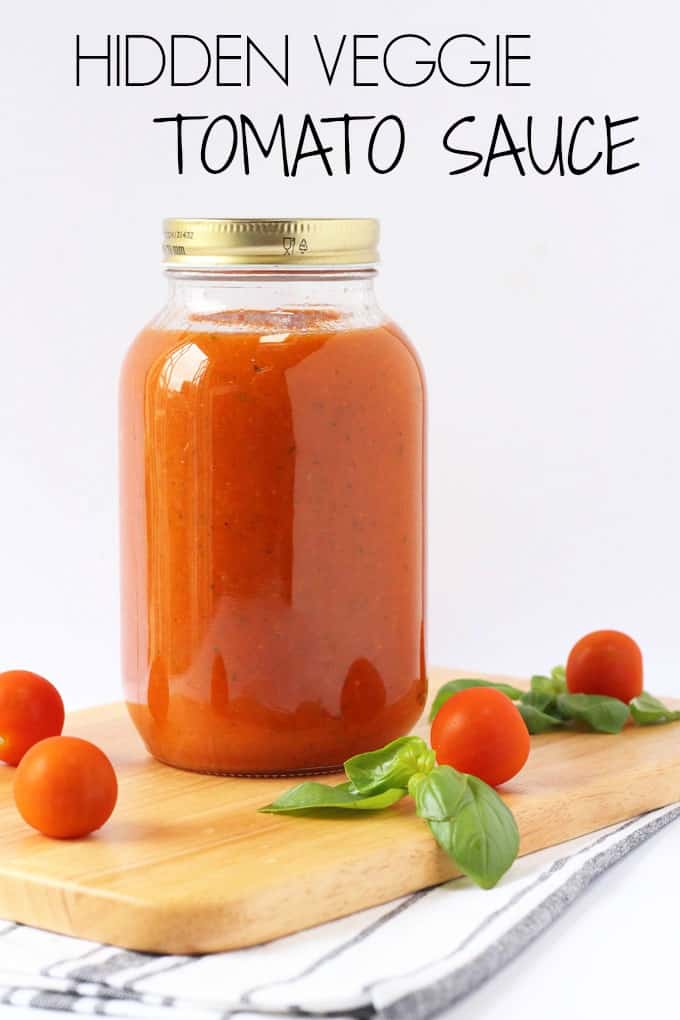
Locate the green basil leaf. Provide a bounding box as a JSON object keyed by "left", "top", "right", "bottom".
{"left": 521, "top": 689, "right": 556, "bottom": 712}
{"left": 629, "top": 692, "right": 680, "bottom": 726}
{"left": 428, "top": 774, "right": 519, "bottom": 889}
{"left": 518, "top": 701, "right": 565, "bottom": 734}
{"left": 556, "top": 693, "right": 629, "bottom": 734}
{"left": 345, "top": 736, "right": 435, "bottom": 795}
{"left": 530, "top": 675, "right": 554, "bottom": 696}
{"left": 413, "top": 766, "right": 519, "bottom": 889}
{"left": 551, "top": 665, "right": 567, "bottom": 687}
{"left": 531, "top": 668, "right": 566, "bottom": 697}
{"left": 411, "top": 765, "right": 472, "bottom": 821}
{"left": 429, "top": 678, "right": 523, "bottom": 722}
{"left": 259, "top": 781, "right": 406, "bottom": 814}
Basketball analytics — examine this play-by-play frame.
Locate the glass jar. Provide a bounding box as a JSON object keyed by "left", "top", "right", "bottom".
{"left": 120, "top": 218, "right": 426, "bottom": 775}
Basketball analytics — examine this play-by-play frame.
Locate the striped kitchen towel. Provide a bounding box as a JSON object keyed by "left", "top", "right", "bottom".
{"left": 0, "top": 803, "right": 678, "bottom": 1020}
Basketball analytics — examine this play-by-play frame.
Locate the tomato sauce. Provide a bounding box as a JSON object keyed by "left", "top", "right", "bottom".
{"left": 120, "top": 312, "right": 426, "bottom": 773}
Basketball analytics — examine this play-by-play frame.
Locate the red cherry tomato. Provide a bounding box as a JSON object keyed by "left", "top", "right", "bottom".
{"left": 430, "top": 686, "right": 530, "bottom": 787}
{"left": 0, "top": 670, "right": 65, "bottom": 765}
{"left": 14, "top": 736, "right": 118, "bottom": 839}
{"left": 566, "top": 630, "right": 642, "bottom": 703}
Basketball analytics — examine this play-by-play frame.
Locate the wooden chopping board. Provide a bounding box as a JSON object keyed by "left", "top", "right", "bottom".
{"left": 0, "top": 666, "right": 678, "bottom": 955}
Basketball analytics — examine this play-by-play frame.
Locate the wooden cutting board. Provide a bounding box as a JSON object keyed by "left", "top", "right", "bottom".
{"left": 0, "top": 667, "right": 678, "bottom": 955}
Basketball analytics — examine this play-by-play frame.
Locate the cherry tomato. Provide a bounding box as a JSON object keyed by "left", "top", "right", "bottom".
{"left": 0, "top": 670, "right": 65, "bottom": 766}
{"left": 566, "top": 629, "right": 643, "bottom": 703}
{"left": 430, "top": 687, "right": 530, "bottom": 787}
{"left": 14, "top": 736, "right": 117, "bottom": 839}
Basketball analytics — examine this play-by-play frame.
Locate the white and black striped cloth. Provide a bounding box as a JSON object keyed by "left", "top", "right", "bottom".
{"left": 1, "top": 804, "right": 678, "bottom": 1020}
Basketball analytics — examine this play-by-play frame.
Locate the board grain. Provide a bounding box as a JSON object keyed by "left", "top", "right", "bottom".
{"left": 0, "top": 667, "right": 678, "bottom": 954}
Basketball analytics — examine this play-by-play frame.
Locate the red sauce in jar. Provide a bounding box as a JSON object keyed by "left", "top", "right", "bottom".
{"left": 120, "top": 306, "right": 426, "bottom": 774}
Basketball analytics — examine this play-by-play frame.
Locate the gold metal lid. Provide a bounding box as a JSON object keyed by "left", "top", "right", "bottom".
{"left": 162, "top": 218, "right": 379, "bottom": 268}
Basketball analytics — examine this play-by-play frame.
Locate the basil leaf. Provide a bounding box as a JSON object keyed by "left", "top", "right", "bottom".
{"left": 521, "top": 689, "right": 556, "bottom": 712}
{"left": 429, "top": 678, "right": 523, "bottom": 722}
{"left": 411, "top": 765, "right": 472, "bottom": 821}
{"left": 413, "top": 766, "right": 519, "bottom": 889}
{"left": 428, "top": 774, "right": 519, "bottom": 889}
{"left": 518, "top": 701, "right": 565, "bottom": 734}
{"left": 629, "top": 692, "right": 680, "bottom": 726}
{"left": 551, "top": 665, "right": 567, "bottom": 687}
{"left": 530, "top": 675, "right": 554, "bottom": 696}
{"left": 345, "top": 736, "right": 435, "bottom": 796}
{"left": 259, "top": 781, "right": 406, "bottom": 814}
{"left": 556, "top": 693, "right": 629, "bottom": 734}
{"left": 530, "top": 668, "right": 566, "bottom": 697}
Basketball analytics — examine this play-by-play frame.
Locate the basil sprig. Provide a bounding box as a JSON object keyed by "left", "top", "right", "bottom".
{"left": 629, "top": 692, "right": 680, "bottom": 725}
{"left": 429, "top": 669, "right": 570, "bottom": 734}
{"left": 529, "top": 667, "right": 567, "bottom": 698}
{"left": 260, "top": 736, "right": 519, "bottom": 889}
{"left": 517, "top": 700, "right": 565, "bottom": 734}
{"left": 431, "top": 664, "right": 680, "bottom": 735}
{"left": 555, "top": 693, "right": 629, "bottom": 733}
{"left": 520, "top": 670, "right": 630, "bottom": 734}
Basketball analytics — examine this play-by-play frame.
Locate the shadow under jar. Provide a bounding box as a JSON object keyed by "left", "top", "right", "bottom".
{"left": 120, "top": 218, "right": 427, "bottom": 775}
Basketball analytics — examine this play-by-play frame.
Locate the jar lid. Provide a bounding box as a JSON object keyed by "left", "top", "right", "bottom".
{"left": 162, "top": 218, "right": 379, "bottom": 268}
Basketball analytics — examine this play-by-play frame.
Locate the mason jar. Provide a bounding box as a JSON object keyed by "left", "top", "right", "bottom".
{"left": 120, "top": 218, "right": 426, "bottom": 775}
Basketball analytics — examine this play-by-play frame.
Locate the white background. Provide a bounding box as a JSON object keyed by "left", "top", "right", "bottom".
{"left": 1, "top": 0, "right": 679, "bottom": 702}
